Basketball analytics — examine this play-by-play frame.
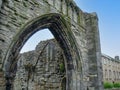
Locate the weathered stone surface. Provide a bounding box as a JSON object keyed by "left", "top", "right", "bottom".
{"left": 0, "top": 0, "right": 103, "bottom": 90}
{"left": 0, "top": 0, "right": 2, "bottom": 9}
{"left": 13, "top": 39, "right": 66, "bottom": 90}
{"left": 0, "top": 71, "right": 5, "bottom": 90}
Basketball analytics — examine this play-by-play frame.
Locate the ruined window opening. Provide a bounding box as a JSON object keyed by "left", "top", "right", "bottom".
{"left": 14, "top": 29, "right": 66, "bottom": 90}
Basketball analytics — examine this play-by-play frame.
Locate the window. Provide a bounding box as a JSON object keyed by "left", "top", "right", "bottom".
{"left": 113, "top": 71, "right": 115, "bottom": 80}
{"left": 105, "top": 69, "right": 107, "bottom": 78}
{"left": 109, "top": 70, "right": 111, "bottom": 80}
{"left": 104, "top": 58, "right": 107, "bottom": 64}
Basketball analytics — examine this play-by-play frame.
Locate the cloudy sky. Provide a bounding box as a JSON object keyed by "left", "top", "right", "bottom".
{"left": 21, "top": 0, "right": 120, "bottom": 58}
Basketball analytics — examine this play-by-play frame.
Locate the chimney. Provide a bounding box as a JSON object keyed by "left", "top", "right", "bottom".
{"left": 115, "top": 56, "right": 119, "bottom": 60}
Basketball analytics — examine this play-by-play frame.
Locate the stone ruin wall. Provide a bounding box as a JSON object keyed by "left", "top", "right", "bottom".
{"left": 13, "top": 39, "right": 66, "bottom": 90}
{"left": 0, "top": 0, "right": 103, "bottom": 89}
{"left": 0, "top": 71, "right": 5, "bottom": 90}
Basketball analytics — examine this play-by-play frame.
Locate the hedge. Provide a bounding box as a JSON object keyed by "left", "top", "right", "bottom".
{"left": 104, "top": 82, "right": 113, "bottom": 89}
{"left": 104, "top": 82, "right": 120, "bottom": 89}
{"left": 113, "top": 82, "right": 120, "bottom": 88}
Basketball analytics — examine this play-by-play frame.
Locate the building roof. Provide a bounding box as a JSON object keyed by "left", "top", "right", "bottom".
{"left": 102, "top": 53, "right": 120, "bottom": 62}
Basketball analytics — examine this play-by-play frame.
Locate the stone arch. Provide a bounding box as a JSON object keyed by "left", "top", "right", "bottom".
{"left": 3, "top": 13, "right": 82, "bottom": 90}
{"left": 0, "top": 0, "right": 103, "bottom": 89}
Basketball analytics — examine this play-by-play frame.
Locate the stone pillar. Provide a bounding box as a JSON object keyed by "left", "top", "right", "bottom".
{"left": 84, "top": 12, "right": 103, "bottom": 90}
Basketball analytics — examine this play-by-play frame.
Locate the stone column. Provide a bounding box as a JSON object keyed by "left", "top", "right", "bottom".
{"left": 84, "top": 12, "right": 103, "bottom": 90}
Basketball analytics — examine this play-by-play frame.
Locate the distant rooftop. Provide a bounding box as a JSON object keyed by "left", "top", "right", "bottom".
{"left": 102, "top": 53, "right": 120, "bottom": 62}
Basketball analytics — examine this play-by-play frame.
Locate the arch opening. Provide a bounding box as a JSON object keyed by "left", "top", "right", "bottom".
{"left": 13, "top": 28, "right": 66, "bottom": 90}
{"left": 3, "top": 13, "right": 80, "bottom": 90}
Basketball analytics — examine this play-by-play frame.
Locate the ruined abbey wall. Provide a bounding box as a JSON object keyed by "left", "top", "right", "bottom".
{"left": 0, "top": 0, "right": 103, "bottom": 89}
{"left": 13, "top": 39, "right": 66, "bottom": 90}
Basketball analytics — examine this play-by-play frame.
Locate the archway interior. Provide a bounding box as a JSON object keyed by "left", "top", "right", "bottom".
{"left": 4, "top": 14, "right": 75, "bottom": 90}
{"left": 14, "top": 28, "right": 66, "bottom": 90}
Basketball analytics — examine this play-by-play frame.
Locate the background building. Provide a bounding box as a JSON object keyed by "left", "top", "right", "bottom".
{"left": 102, "top": 54, "right": 120, "bottom": 83}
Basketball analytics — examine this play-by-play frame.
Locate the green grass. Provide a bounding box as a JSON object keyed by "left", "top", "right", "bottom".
{"left": 104, "top": 82, "right": 120, "bottom": 89}
{"left": 104, "top": 82, "right": 113, "bottom": 89}
{"left": 113, "top": 82, "right": 120, "bottom": 88}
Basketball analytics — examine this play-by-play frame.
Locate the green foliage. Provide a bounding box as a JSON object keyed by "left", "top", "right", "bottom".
{"left": 59, "top": 63, "right": 65, "bottom": 72}
{"left": 104, "top": 82, "right": 113, "bottom": 89}
{"left": 113, "top": 82, "right": 120, "bottom": 88}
